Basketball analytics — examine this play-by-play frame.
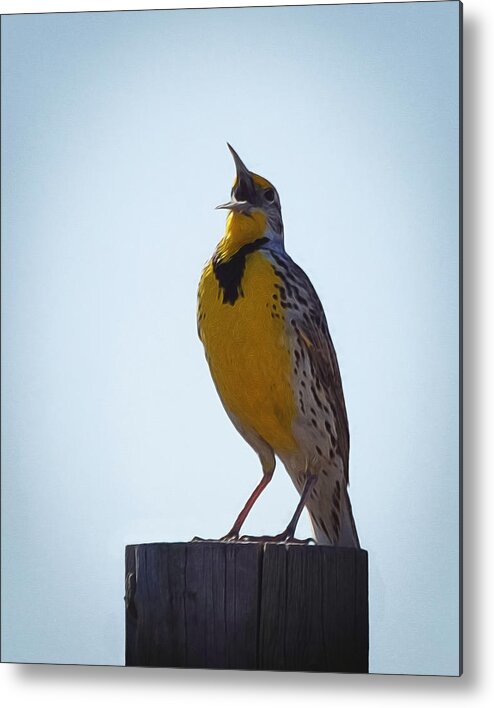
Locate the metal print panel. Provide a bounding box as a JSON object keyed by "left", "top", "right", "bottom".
{"left": 1, "top": 1, "right": 461, "bottom": 675}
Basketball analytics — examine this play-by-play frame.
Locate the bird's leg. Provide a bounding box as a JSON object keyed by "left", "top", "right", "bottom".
{"left": 278, "top": 473, "right": 318, "bottom": 541}
{"left": 239, "top": 473, "right": 318, "bottom": 545}
{"left": 219, "top": 470, "right": 274, "bottom": 541}
{"left": 192, "top": 469, "right": 273, "bottom": 543}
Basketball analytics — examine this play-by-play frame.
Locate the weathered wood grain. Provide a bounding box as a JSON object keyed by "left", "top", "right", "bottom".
{"left": 125, "top": 542, "right": 368, "bottom": 672}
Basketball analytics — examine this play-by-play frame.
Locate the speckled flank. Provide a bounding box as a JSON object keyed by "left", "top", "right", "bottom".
{"left": 264, "top": 249, "right": 359, "bottom": 547}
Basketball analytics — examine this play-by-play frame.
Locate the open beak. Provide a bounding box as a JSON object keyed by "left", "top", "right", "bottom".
{"left": 216, "top": 143, "right": 256, "bottom": 212}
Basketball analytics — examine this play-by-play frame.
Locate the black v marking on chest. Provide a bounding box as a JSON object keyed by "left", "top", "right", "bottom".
{"left": 213, "top": 237, "right": 269, "bottom": 305}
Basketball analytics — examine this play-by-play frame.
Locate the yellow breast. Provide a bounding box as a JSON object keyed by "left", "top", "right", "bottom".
{"left": 198, "top": 250, "right": 297, "bottom": 453}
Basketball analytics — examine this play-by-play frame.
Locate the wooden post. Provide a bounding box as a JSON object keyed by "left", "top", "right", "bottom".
{"left": 125, "top": 542, "right": 368, "bottom": 673}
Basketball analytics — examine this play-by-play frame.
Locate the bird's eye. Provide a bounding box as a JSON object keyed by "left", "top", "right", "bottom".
{"left": 264, "top": 188, "right": 275, "bottom": 202}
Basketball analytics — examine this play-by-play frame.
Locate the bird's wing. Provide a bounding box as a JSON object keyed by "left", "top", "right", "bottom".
{"left": 270, "top": 251, "right": 350, "bottom": 481}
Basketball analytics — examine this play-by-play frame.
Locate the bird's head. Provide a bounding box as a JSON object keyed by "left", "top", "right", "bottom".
{"left": 216, "top": 144, "right": 284, "bottom": 253}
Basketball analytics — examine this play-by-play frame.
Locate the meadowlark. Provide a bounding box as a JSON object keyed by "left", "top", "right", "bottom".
{"left": 197, "top": 145, "right": 360, "bottom": 547}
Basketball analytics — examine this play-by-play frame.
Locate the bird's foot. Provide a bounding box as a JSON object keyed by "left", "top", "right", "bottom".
{"left": 191, "top": 535, "right": 215, "bottom": 543}
{"left": 191, "top": 532, "right": 316, "bottom": 545}
{"left": 219, "top": 532, "right": 240, "bottom": 543}
{"left": 238, "top": 532, "right": 316, "bottom": 545}
{"left": 190, "top": 532, "right": 239, "bottom": 543}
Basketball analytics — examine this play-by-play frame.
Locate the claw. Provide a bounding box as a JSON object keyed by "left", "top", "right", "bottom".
{"left": 219, "top": 532, "right": 240, "bottom": 543}
{"left": 190, "top": 533, "right": 240, "bottom": 543}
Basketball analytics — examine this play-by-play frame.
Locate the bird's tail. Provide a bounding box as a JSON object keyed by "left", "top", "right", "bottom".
{"left": 305, "top": 477, "right": 360, "bottom": 548}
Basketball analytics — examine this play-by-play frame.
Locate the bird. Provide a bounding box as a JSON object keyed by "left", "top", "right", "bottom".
{"left": 196, "top": 144, "right": 360, "bottom": 547}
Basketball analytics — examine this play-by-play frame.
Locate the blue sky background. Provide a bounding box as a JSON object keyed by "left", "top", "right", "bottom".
{"left": 1, "top": 2, "right": 460, "bottom": 675}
